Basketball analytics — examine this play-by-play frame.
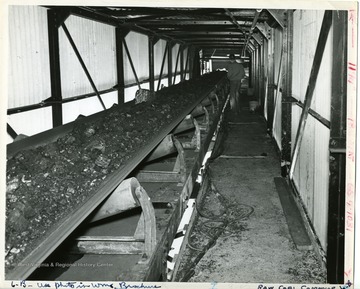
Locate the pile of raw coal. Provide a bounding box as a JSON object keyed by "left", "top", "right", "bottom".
{"left": 5, "top": 72, "right": 226, "bottom": 273}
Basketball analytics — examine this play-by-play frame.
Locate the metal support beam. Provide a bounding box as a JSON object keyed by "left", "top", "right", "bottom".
{"left": 7, "top": 123, "right": 17, "bottom": 140}
{"left": 183, "top": 47, "right": 189, "bottom": 81}
{"left": 173, "top": 45, "right": 181, "bottom": 85}
{"left": 224, "top": 8, "right": 246, "bottom": 34}
{"left": 252, "top": 32, "right": 263, "bottom": 45}
{"left": 48, "top": 10, "right": 63, "bottom": 127}
{"left": 180, "top": 46, "right": 184, "bottom": 82}
{"left": 116, "top": 28, "right": 128, "bottom": 104}
{"left": 289, "top": 10, "right": 333, "bottom": 178}
{"left": 256, "top": 23, "right": 270, "bottom": 39}
{"left": 281, "top": 10, "right": 293, "bottom": 175}
{"left": 61, "top": 23, "right": 106, "bottom": 110}
{"left": 123, "top": 38, "right": 141, "bottom": 90}
{"left": 271, "top": 44, "right": 284, "bottom": 134}
{"left": 242, "top": 9, "right": 262, "bottom": 56}
{"left": 327, "top": 10, "right": 347, "bottom": 284}
{"left": 168, "top": 42, "right": 173, "bottom": 86}
{"left": 157, "top": 42, "right": 168, "bottom": 91}
{"left": 267, "top": 9, "right": 286, "bottom": 29}
{"left": 149, "top": 36, "right": 155, "bottom": 92}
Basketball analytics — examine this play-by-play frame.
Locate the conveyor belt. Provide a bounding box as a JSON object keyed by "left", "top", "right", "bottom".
{"left": 5, "top": 72, "right": 228, "bottom": 279}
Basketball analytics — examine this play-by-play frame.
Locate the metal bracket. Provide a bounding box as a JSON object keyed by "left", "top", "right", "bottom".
{"left": 173, "top": 115, "right": 201, "bottom": 152}
{"left": 73, "top": 178, "right": 156, "bottom": 259}
{"left": 255, "top": 23, "right": 271, "bottom": 40}
{"left": 267, "top": 9, "right": 286, "bottom": 29}
{"left": 136, "top": 135, "right": 187, "bottom": 183}
{"left": 199, "top": 106, "right": 210, "bottom": 131}
{"left": 252, "top": 33, "right": 263, "bottom": 45}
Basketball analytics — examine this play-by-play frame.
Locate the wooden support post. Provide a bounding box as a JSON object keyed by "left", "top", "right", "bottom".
{"left": 47, "top": 10, "right": 63, "bottom": 127}
{"left": 289, "top": 11, "right": 333, "bottom": 178}
{"left": 116, "top": 28, "right": 128, "bottom": 104}
{"left": 149, "top": 36, "right": 155, "bottom": 92}
{"left": 327, "top": 10, "right": 347, "bottom": 285}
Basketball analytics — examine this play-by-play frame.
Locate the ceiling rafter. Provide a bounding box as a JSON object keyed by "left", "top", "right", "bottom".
{"left": 46, "top": 6, "right": 275, "bottom": 58}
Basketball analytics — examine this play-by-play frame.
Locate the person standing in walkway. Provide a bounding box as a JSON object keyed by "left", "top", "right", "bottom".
{"left": 227, "top": 54, "right": 245, "bottom": 113}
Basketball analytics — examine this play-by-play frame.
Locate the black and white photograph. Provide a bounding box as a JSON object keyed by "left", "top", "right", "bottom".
{"left": 1, "top": 1, "right": 358, "bottom": 288}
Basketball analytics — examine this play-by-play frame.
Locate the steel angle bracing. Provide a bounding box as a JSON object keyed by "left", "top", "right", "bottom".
{"left": 255, "top": 23, "right": 270, "bottom": 39}
{"left": 248, "top": 42, "right": 255, "bottom": 51}
{"left": 157, "top": 42, "right": 169, "bottom": 91}
{"left": 267, "top": 9, "right": 286, "bottom": 29}
{"left": 173, "top": 45, "right": 182, "bottom": 84}
{"left": 289, "top": 10, "right": 333, "bottom": 178}
{"left": 252, "top": 33, "right": 263, "bottom": 45}
{"left": 123, "top": 38, "right": 141, "bottom": 90}
{"left": 61, "top": 23, "right": 106, "bottom": 110}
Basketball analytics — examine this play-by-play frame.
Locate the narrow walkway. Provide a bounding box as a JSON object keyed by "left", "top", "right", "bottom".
{"left": 181, "top": 94, "right": 326, "bottom": 283}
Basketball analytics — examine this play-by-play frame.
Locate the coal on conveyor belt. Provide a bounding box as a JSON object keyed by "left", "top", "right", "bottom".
{"left": 5, "top": 72, "right": 226, "bottom": 273}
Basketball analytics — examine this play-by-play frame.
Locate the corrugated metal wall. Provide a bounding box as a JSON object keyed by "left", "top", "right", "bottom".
{"left": 182, "top": 47, "right": 189, "bottom": 80}
{"left": 8, "top": 6, "right": 51, "bottom": 109}
{"left": 154, "top": 39, "right": 168, "bottom": 80}
{"left": 7, "top": 6, "right": 53, "bottom": 141}
{"left": 59, "top": 15, "right": 117, "bottom": 98}
{"left": 59, "top": 15, "right": 117, "bottom": 122}
{"left": 153, "top": 39, "right": 168, "bottom": 91}
{"left": 291, "top": 10, "right": 332, "bottom": 249}
{"left": 124, "top": 31, "right": 149, "bottom": 85}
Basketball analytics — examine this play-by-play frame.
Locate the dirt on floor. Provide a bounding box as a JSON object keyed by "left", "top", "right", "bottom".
{"left": 175, "top": 99, "right": 327, "bottom": 284}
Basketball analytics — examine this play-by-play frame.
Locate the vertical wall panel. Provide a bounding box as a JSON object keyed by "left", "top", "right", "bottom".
{"left": 8, "top": 6, "right": 51, "bottom": 108}
{"left": 59, "top": 15, "right": 116, "bottom": 98}
{"left": 313, "top": 120, "right": 330, "bottom": 248}
{"left": 123, "top": 31, "right": 149, "bottom": 85}
{"left": 172, "top": 44, "right": 180, "bottom": 83}
{"left": 8, "top": 108, "right": 53, "bottom": 140}
{"left": 154, "top": 39, "right": 168, "bottom": 79}
{"left": 182, "top": 47, "right": 189, "bottom": 80}
{"left": 292, "top": 10, "right": 325, "bottom": 102}
{"left": 291, "top": 10, "right": 331, "bottom": 250}
{"left": 62, "top": 91, "right": 118, "bottom": 124}
{"left": 7, "top": 6, "right": 53, "bottom": 142}
{"left": 312, "top": 25, "right": 333, "bottom": 121}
